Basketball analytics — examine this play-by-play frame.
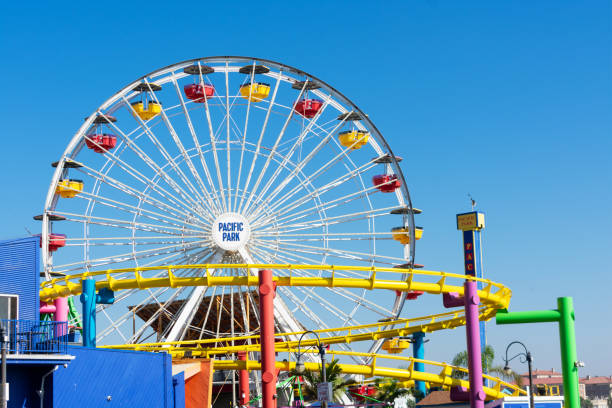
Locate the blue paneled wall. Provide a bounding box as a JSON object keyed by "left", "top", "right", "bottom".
{"left": 0, "top": 236, "right": 40, "bottom": 320}
{"left": 53, "top": 346, "right": 180, "bottom": 407}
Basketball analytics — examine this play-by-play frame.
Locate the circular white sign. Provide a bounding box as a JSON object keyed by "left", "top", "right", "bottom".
{"left": 211, "top": 213, "right": 251, "bottom": 251}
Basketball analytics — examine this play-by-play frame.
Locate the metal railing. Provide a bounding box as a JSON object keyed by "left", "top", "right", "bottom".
{"left": 1, "top": 320, "right": 68, "bottom": 355}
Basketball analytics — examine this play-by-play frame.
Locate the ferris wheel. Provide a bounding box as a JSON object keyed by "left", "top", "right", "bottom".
{"left": 40, "top": 56, "right": 419, "bottom": 360}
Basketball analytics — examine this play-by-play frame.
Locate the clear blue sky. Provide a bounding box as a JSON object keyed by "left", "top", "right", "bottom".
{"left": 1, "top": 1, "right": 610, "bottom": 374}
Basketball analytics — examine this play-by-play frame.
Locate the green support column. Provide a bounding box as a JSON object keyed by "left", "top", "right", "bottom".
{"left": 496, "top": 297, "right": 579, "bottom": 408}
{"left": 558, "top": 297, "right": 580, "bottom": 408}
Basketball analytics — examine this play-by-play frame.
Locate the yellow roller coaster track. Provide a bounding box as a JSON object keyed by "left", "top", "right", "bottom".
{"left": 40, "top": 264, "right": 523, "bottom": 399}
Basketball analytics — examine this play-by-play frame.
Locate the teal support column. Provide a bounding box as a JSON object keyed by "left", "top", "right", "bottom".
{"left": 79, "top": 280, "right": 115, "bottom": 348}
{"left": 495, "top": 297, "right": 579, "bottom": 408}
{"left": 80, "top": 279, "right": 96, "bottom": 348}
{"left": 412, "top": 332, "right": 427, "bottom": 397}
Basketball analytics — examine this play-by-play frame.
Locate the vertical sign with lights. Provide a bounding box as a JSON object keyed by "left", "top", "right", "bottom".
{"left": 457, "top": 211, "right": 486, "bottom": 353}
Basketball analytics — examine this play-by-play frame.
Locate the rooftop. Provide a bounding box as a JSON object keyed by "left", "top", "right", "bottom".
{"left": 416, "top": 391, "right": 467, "bottom": 407}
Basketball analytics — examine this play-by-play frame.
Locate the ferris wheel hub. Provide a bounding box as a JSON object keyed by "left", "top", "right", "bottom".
{"left": 211, "top": 212, "right": 251, "bottom": 252}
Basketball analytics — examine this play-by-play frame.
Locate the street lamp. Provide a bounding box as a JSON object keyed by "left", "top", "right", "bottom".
{"left": 503, "top": 341, "right": 534, "bottom": 408}
{"left": 295, "top": 330, "right": 328, "bottom": 408}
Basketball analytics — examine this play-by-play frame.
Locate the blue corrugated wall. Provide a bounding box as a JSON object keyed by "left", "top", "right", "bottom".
{"left": 0, "top": 236, "right": 40, "bottom": 320}
{"left": 173, "top": 372, "right": 185, "bottom": 408}
{"left": 53, "top": 346, "right": 179, "bottom": 407}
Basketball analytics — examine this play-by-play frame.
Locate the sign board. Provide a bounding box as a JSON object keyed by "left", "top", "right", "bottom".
{"left": 211, "top": 212, "right": 251, "bottom": 251}
{"left": 463, "top": 230, "right": 476, "bottom": 276}
{"left": 317, "top": 382, "right": 332, "bottom": 402}
{"left": 456, "top": 211, "right": 485, "bottom": 231}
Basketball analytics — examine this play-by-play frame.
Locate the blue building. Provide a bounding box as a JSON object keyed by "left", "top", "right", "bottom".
{"left": 0, "top": 236, "right": 185, "bottom": 407}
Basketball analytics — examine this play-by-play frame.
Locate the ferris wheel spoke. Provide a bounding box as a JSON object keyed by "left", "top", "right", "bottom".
{"left": 233, "top": 64, "right": 257, "bottom": 212}
{"left": 170, "top": 74, "right": 224, "bottom": 214}
{"left": 237, "top": 74, "right": 283, "bottom": 214}
{"left": 118, "top": 251, "right": 216, "bottom": 343}
{"left": 255, "top": 157, "right": 378, "bottom": 224}
{"left": 241, "top": 84, "right": 314, "bottom": 216}
{"left": 254, "top": 205, "right": 396, "bottom": 234}
{"left": 259, "top": 138, "right": 378, "bottom": 215}
{"left": 75, "top": 163, "right": 208, "bottom": 224}
{"left": 278, "top": 241, "right": 406, "bottom": 264}
{"left": 196, "top": 285, "right": 218, "bottom": 340}
{"left": 74, "top": 185, "right": 208, "bottom": 230}
{"left": 249, "top": 242, "right": 370, "bottom": 281}
{"left": 249, "top": 246, "right": 364, "bottom": 334}
{"left": 121, "top": 95, "right": 211, "bottom": 212}
{"left": 51, "top": 239, "right": 211, "bottom": 274}
{"left": 245, "top": 95, "right": 333, "bottom": 218}
{"left": 200, "top": 76, "right": 228, "bottom": 214}
{"left": 123, "top": 285, "right": 188, "bottom": 344}
{"left": 55, "top": 211, "right": 208, "bottom": 237}
{"left": 97, "top": 248, "right": 213, "bottom": 320}
{"left": 248, "top": 117, "right": 348, "bottom": 221}
{"left": 164, "top": 250, "right": 222, "bottom": 342}
{"left": 145, "top": 79, "right": 219, "bottom": 217}
{"left": 77, "top": 141, "right": 204, "bottom": 219}
{"left": 257, "top": 246, "right": 391, "bottom": 316}
{"left": 224, "top": 63, "right": 233, "bottom": 212}
{"left": 105, "top": 115, "right": 206, "bottom": 214}
{"left": 257, "top": 185, "right": 379, "bottom": 234}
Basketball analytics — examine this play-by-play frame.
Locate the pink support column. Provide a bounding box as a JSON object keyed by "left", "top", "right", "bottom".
{"left": 53, "top": 297, "right": 69, "bottom": 337}
{"left": 238, "top": 351, "right": 250, "bottom": 406}
{"left": 259, "top": 269, "right": 277, "bottom": 408}
{"left": 464, "top": 280, "right": 485, "bottom": 408}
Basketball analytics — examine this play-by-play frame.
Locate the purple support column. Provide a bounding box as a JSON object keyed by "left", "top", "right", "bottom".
{"left": 464, "top": 280, "right": 485, "bottom": 408}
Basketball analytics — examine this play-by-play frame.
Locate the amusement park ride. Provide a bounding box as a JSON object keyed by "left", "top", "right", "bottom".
{"left": 35, "top": 57, "right": 580, "bottom": 408}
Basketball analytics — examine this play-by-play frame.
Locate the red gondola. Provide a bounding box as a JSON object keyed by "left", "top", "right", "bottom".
{"left": 395, "top": 289, "right": 425, "bottom": 300}
{"left": 372, "top": 174, "right": 401, "bottom": 192}
{"left": 184, "top": 84, "right": 215, "bottom": 102}
{"left": 294, "top": 99, "right": 323, "bottom": 118}
{"left": 85, "top": 134, "right": 117, "bottom": 153}
{"left": 38, "top": 233, "right": 67, "bottom": 252}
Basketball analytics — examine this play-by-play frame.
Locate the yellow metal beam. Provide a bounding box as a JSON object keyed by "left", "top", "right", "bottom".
{"left": 44, "top": 264, "right": 518, "bottom": 399}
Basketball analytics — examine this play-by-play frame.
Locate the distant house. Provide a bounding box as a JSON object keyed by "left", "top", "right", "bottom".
{"left": 520, "top": 369, "right": 586, "bottom": 398}
{"left": 581, "top": 376, "right": 612, "bottom": 400}
{"left": 519, "top": 369, "right": 612, "bottom": 401}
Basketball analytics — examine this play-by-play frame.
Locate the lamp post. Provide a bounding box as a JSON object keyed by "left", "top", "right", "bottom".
{"left": 295, "top": 330, "right": 328, "bottom": 408}
{"left": 503, "top": 341, "right": 534, "bottom": 408}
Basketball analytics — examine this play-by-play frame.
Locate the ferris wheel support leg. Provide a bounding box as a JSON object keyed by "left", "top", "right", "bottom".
{"left": 412, "top": 331, "right": 427, "bottom": 397}
{"left": 259, "top": 269, "right": 277, "bottom": 408}
{"left": 464, "top": 280, "right": 485, "bottom": 408}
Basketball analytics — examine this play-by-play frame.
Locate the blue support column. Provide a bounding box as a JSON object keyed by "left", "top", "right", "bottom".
{"left": 412, "top": 331, "right": 427, "bottom": 397}
{"left": 80, "top": 278, "right": 96, "bottom": 347}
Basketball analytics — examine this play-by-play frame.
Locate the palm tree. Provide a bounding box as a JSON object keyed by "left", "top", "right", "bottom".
{"left": 373, "top": 378, "right": 422, "bottom": 406}
{"left": 451, "top": 345, "right": 522, "bottom": 385}
{"left": 290, "top": 359, "right": 350, "bottom": 402}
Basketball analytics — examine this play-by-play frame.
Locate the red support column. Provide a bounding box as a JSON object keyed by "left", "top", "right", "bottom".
{"left": 238, "top": 351, "right": 250, "bottom": 406}
{"left": 259, "top": 269, "right": 277, "bottom": 408}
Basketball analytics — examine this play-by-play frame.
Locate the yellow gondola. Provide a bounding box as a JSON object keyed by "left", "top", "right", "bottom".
{"left": 55, "top": 179, "right": 84, "bottom": 198}
{"left": 391, "top": 226, "right": 423, "bottom": 245}
{"left": 239, "top": 83, "right": 270, "bottom": 102}
{"left": 381, "top": 338, "right": 411, "bottom": 354}
{"left": 131, "top": 101, "right": 162, "bottom": 120}
{"left": 338, "top": 130, "right": 369, "bottom": 149}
